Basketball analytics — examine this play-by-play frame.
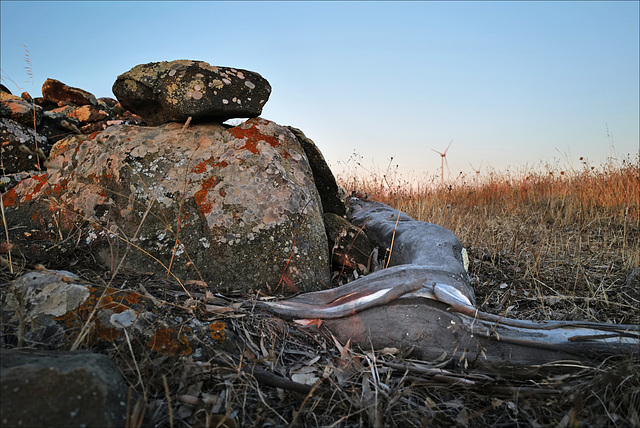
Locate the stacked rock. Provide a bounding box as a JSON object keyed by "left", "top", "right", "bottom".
{"left": 2, "top": 59, "right": 358, "bottom": 294}
{"left": 0, "top": 78, "right": 143, "bottom": 189}
{"left": 1, "top": 60, "right": 272, "bottom": 183}
{"left": 112, "top": 60, "right": 271, "bottom": 126}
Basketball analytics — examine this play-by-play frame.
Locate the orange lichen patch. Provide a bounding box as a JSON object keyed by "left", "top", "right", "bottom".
{"left": 208, "top": 321, "right": 226, "bottom": 342}
{"left": 94, "top": 322, "right": 120, "bottom": 342}
{"left": 180, "top": 209, "right": 192, "bottom": 223}
{"left": 147, "top": 326, "right": 193, "bottom": 356}
{"left": 53, "top": 286, "right": 144, "bottom": 343}
{"left": 47, "top": 137, "right": 86, "bottom": 162}
{"left": 191, "top": 155, "right": 228, "bottom": 174}
{"left": 123, "top": 291, "right": 141, "bottom": 305}
{"left": 73, "top": 139, "right": 86, "bottom": 155}
{"left": 227, "top": 120, "right": 278, "bottom": 154}
{"left": 2, "top": 187, "right": 18, "bottom": 208}
{"left": 21, "top": 174, "right": 49, "bottom": 203}
{"left": 194, "top": 176, "right": 220, "bottom": 215}
{"left": 2, "top": 175, "right": 69, "bottom": 209}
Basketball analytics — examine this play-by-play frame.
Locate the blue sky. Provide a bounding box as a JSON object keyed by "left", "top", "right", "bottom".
{"left": 1, "top": 1, "right": 638, "bottom": 182}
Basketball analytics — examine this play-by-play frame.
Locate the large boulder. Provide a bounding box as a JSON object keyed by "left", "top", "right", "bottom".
{"left": 2, "top": 118, "right": 330, "bottom": 294}
{"left": 112, "top": 60, "right": 271, "bottom": 126}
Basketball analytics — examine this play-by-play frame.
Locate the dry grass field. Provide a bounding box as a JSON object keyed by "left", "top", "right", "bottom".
{"left": 338, "top": 154, "right": 639, "bottom": 325}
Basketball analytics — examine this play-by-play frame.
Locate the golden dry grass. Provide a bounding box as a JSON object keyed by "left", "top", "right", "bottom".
{"left": 338, "top": 154, "right": 640, "bottom": 325}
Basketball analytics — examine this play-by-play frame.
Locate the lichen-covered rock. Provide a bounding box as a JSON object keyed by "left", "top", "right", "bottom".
{"left": 42, "top": 78, "right": 98, "bottom": 106}
{"left": 0, "top": 348, "right": 130, "bottom": 428}
{"left": 0, "top": 269, "right": 239, "bottom": 355}
{"left": 287, "top": 126, "right": 348, "bottom": 216}
{"left": 112, "top": 60, "right": 271, "bottom": 126}
{"left": 65, "top": 104, "right": 111, "bottom": 123}
{"left": 2, "top": 118, "right": 330, "bottom": 293}
{"left": 0, "top": 117, "right": 49, "bottom": 174}
{"left": 0, "top": 91, "right": 43, "bottom": 127}
{"left": 98, "top": 97, "right": 118, "bottom": 108}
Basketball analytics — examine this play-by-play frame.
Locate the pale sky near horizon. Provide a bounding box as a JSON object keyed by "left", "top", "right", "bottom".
{"left": 1, "top": 1, "right": 638, "bottom": 184}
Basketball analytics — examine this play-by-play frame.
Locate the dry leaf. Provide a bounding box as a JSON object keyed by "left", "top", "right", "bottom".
{"left": 291, "top": 371, "right": 319, "bottom": 386}
{"left": 294, "top": 318, "right": 323, "bottom": 327}
{"left": 177, "top": 394, "right": 199, "bottom": 405}
{"left": 205, "top": 304, "right": 234, "bottom": 314}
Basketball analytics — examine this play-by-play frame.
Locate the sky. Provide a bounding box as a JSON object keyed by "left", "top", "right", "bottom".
{"left": 1, "top": 1, "right": 638, "bottom": 184}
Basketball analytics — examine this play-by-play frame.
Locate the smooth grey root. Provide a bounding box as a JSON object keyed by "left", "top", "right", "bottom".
{"left": 260, "top": 198, "right": 639, "bottom": 367}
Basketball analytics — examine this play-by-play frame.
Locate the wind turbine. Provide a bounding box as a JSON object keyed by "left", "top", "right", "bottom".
{"left": 470, "top": 160, "right": 483, "bottom": 183}
{"left": 432, "top": 140, "right": 452, "bottom": 187}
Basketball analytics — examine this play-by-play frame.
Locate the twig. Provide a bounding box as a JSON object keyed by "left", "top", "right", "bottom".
{"left": 122, "top": 326, "right": 147, "bottom": 401}
{"left": 162, "top": 375, "right": 174, "bottom": 428}
{"left": 0, "top": 193, "right": 13, "bottom": 274}
{"left": 385, "top": 202, "right": 402, "bottom": 269}
{"left": 209, "top": 355, "right": 328, "bottom": 396}
{"left": 383, "top": 361, "right": 481, "bottom": 386}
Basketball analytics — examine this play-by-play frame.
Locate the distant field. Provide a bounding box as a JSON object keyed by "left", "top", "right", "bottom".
{"left": 337, "top": 154, "right": 640, "bottom": 324}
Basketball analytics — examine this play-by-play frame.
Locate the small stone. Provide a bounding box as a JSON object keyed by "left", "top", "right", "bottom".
{"left": 97, "top": 97, "right": 118, "bottom": 108}
{"left": 66, "top": 105, "right": 110, "bottom": 123}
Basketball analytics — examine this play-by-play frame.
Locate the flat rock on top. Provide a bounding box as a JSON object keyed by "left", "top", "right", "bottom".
{"left": 112, "top": 60, "right": 271, "bottom": 126}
